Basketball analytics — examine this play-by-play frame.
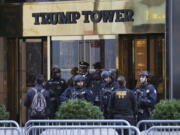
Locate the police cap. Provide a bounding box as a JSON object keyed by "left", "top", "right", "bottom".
{"left": 79, "top": 61, "right": 89, "bottom": 68}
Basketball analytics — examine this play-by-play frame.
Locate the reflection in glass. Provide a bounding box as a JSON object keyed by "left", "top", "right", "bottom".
{"left": 104, "top": 39, "right": 117, "bottom": 69}
{"left": 52, "top": 41, "right": 78, "bottom": 69}
{"left": 51, "top": 37, "right": 118, "bottom": 80}
{"left": 26, "top": 42, "right": 42, "bottom": 86}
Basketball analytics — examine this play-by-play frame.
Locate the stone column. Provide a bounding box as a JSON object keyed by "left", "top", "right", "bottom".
{"left": 0, "top": 37, "right": 7, "bottom": 104}
{"left": 167, "top": 0, "right": 180, "bottom": 99}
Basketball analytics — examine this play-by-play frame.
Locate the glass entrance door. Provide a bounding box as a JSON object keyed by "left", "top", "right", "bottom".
{"left": 51, "top": 35, "right": 119, "bottom": 81}
{"left": 18, "top": 38, "right": 47, "bottom": 124}
{"left": 119, "top": 34, "right": 166, "bottom": 100}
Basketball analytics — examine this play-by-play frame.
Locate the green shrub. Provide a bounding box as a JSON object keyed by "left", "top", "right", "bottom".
{"left": 151, "top": 99, "right": 180, "bottom": 119}
{"left": 0, "top": 104, "right": 9, "bottom": 120}
{"left": 56, "top": 99, "right": 104, "bottom": 119}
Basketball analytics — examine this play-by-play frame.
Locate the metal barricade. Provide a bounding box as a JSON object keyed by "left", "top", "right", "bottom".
{"left": 26, "top": 125, "right": 140, "bottom": 135}
{"left": 0, "top": 120, "right": 20, "bottom": 127}
{"left": 0, "top": 120, "right": 21, "bottom": 135}
{"left": 24, "top": 119, "right": 131, "bottom": 135}
{"left": 137, "top": 120, "right": 180, "bottom": 131}
{"left": 146, "top": 126, "right": 180, "bottom": 135}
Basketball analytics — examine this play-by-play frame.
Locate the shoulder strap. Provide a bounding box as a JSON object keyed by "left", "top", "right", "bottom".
{"left": 32, "top": 88, "right": 37, "bottom": 93}
{"left": 40, "top": 89, "right": 45, "bottom": 93}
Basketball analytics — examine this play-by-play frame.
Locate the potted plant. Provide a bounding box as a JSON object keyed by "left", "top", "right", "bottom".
{"left": 56, "top": 99, "right": 104, "bottom": 119}
{"left": 0, "top": 104, "right": 9, "bottom": 120}
{"left": 151, "top": 99, "right": 180, "bottom": 119}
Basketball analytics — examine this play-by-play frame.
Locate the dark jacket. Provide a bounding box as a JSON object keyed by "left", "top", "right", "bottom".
{"left": 108, "top": 87, "right": 137, "bottom": 125}
{"left": 24, "top": 84, "right": 50, "bottom": 120}
{"left": 60, "top": 86, "right": 94, "bottom": 103}
{"left": 134, "top": 83, "right": 157, "bottom": 121}
{"left": 45, "top": 78, "right": 67, "bottom": 98}
{"left": 45, "top": 78, "right": 67, "bottom": 118}
{"left": 108, "top": 88, "right": 137, "bottom": 116}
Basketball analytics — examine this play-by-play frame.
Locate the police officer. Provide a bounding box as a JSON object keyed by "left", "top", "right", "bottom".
{"left": 108, "top": 76, "right": 137, "bottom": 135}
{"left": 134, "top": 71, "right": 157, "bottom": 124}
{"left": 108, "top": 76, "right": 137, "bottom": 123}
{"left": 45, "top": 67, "right": 67, "bottom": 118}
{"left": 79, "top": 61, "right": 93, "bottom": 88}
{"left": 60, "top": 74, "right": 94, "bottom": 103}
{"left": 91, "top": 62, "right": 103, "bottom": 107}
{"left": 100, "top": 70, "right": 119, "bottom": 118}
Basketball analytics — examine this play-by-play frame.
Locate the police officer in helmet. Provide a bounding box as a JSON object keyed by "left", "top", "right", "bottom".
{"left": 100, "top": 70, "right": 119, "bottom": 118}
{"left": 60, "top": 74, "right": 93, "bottom": 103}
{"left": 45, "top": 67, "right": 67, "bottom": 118}
{"left": 134, "top": 71, "right": 157, "bottom": 128}
{"left": 51, "top": 67, "right": 61, "bottom": 79}
{"left": 100, "top": 70, "right": 119, "bottom": 90}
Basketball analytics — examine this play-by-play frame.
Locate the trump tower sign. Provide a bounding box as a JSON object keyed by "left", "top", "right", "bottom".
{"left": 0, "top": 1, "right": 165, "bottom": 36}
{"left": 22, "top": 1, "right": 135, "bottom": 36}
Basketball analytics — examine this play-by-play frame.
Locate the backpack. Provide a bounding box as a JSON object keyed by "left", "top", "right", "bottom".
{"left": 30, "top": 88, "right": 47, "bottom": 118}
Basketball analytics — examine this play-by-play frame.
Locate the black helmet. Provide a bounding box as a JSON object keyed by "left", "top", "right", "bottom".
{"left": 139, "top": 71, "right": 149, "bottom": 77}
{"left": 35, "top": 74, "right": 44, "bottom": 85}
{"left": 101, "top": 70, "right": 113, "bottom": 79}
{"left": 51, "top": 67, "right": 61, "bottom": 74}
{"left": 51, "top": 67, "right": 61, "bottom": 78}
{"left": 73, "top": 74, "right": 86, "bottom": 83}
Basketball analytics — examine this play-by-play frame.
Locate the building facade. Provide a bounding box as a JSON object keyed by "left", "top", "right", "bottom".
{"left": 0, "top": 0, "right": 166, "bottom": 124}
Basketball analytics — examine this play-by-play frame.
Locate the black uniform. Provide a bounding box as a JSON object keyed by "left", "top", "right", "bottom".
{"left": 100, "top": 79, "right": 119, "bottom": 118}
{"left": 91, "top": 69, "right": 102, "bottom": 106}
{"left": 60, "top": 87, "right": 94, "bottom": 103}
{"left": 45, "top": 78, "right": 67, "bottom": 118}
{"left": 60, "top": 74, "right": 94, "bottom": 103}
{"left": 134, "top": 84, "right": 157, "bottom": 122}
{"left": 108, "top": 87, "right": 137, "bottom": 125}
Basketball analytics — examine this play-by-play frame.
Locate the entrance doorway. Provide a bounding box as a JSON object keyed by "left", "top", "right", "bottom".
{"left": 119, "top": 34, "right": 166, "bottom": 100}
{"left": 11, "top": 34, "right": 165, "bottom": 124}
{"left": 17, "top": 38, "right": 47, "bottom": 125}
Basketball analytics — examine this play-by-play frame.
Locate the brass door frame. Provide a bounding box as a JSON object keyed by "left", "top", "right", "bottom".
{"left": 119, "top": 34, "right": 166, "bottom": 99}
{"left": 18, "top": 37, "right": 47, "bottom": 125}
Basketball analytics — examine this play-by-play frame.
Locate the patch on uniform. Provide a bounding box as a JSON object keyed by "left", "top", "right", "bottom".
{"left": 146, "top": 89, "right": 150, "bottom": 93}
{"left": 154, "top": 89, "right": 157, "bottom": 94}
{"left": 116, "top": 91, "right": 127, "bottom": 99}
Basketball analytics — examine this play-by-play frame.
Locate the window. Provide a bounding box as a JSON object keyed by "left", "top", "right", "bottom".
{"left": 26, "top": 41, "right": 42, "bottom": 86}
{"left": 51, "top": 35, "right": 118, "bottom": 80}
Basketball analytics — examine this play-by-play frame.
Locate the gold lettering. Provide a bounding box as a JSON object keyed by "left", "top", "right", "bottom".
{"left": 116, "top": 91, "right": 127, "bottom": 99}
{"left": 145, "top": 10, "right": 165, "bottom": 21}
